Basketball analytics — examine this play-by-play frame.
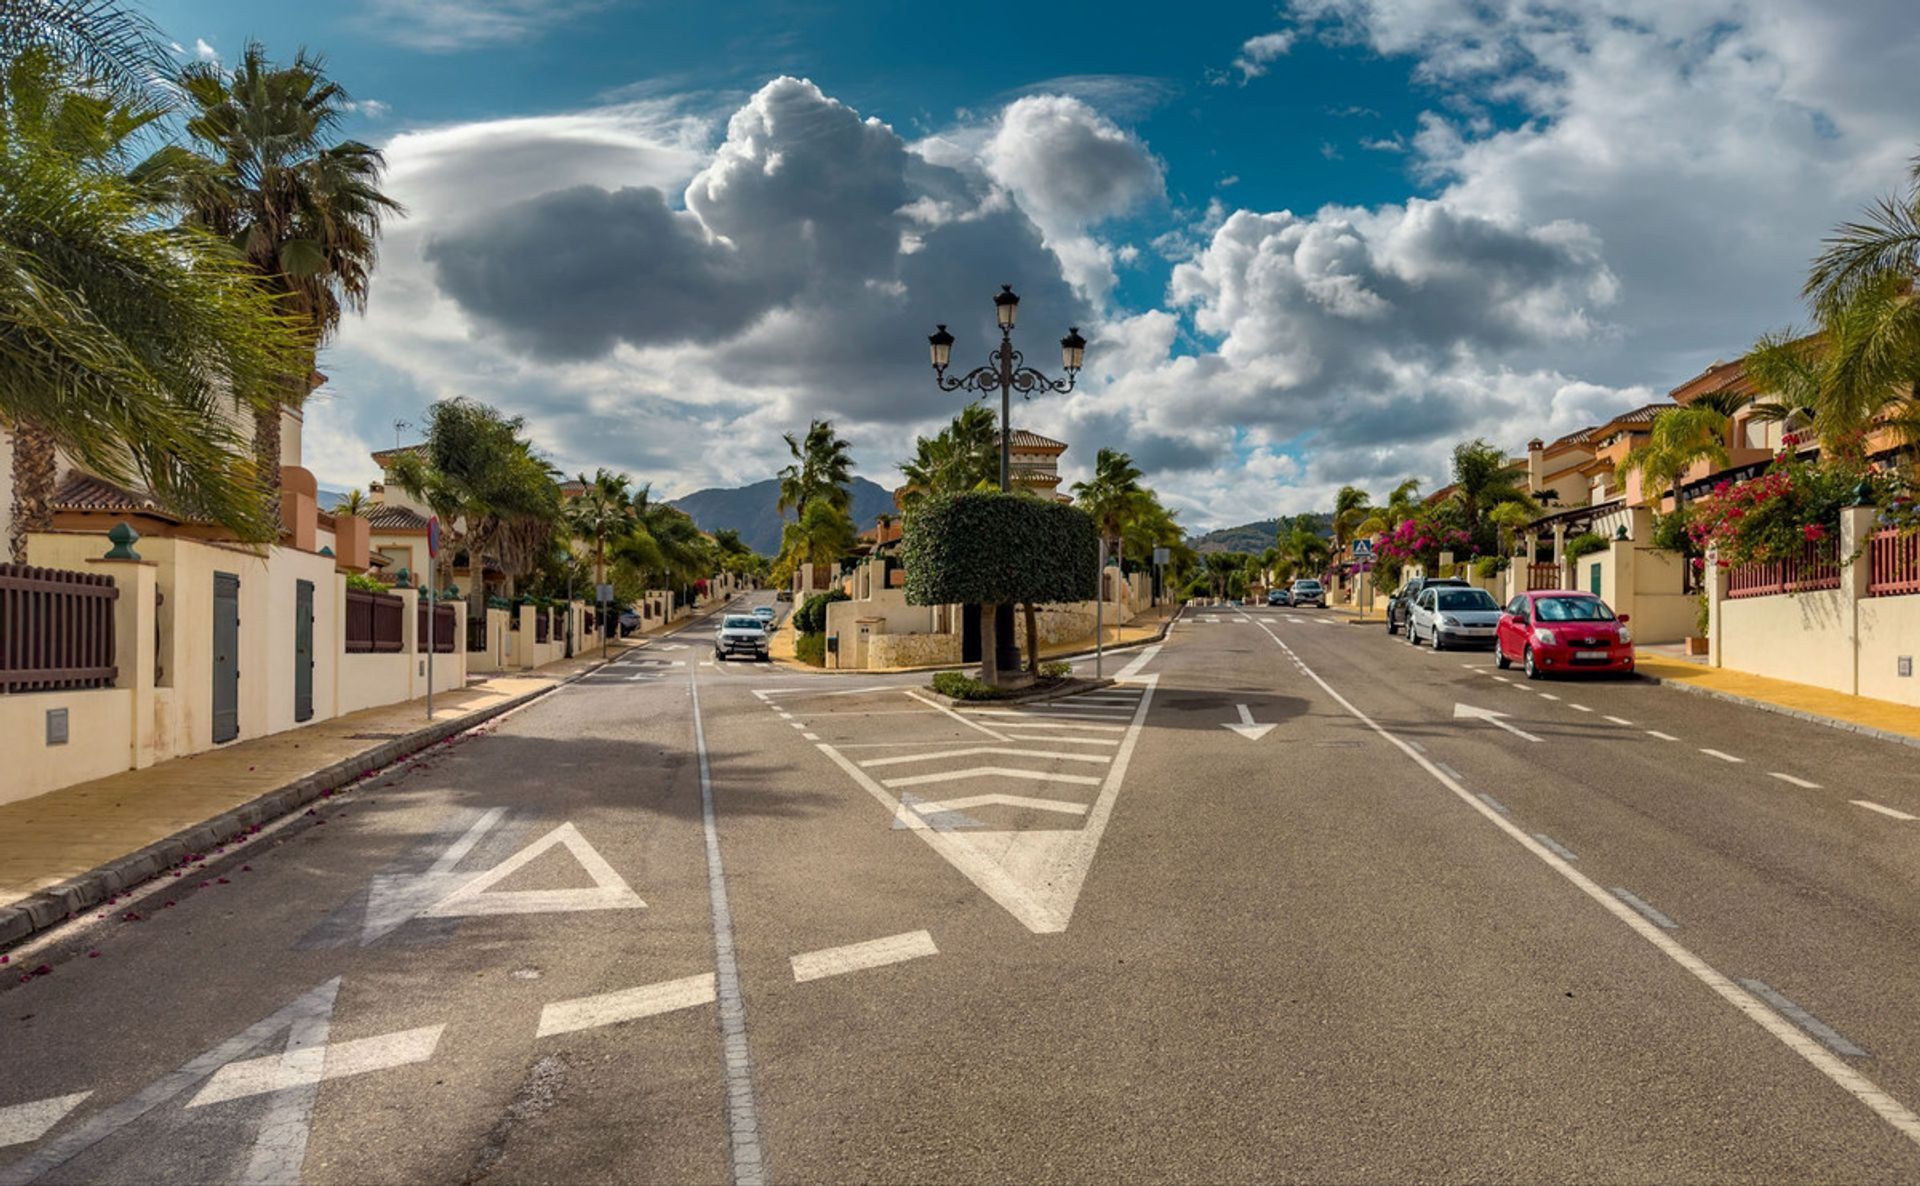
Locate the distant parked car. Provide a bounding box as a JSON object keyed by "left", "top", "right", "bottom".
{"left": 752, "top": 605, "right": 776, "bottom": 630}
{"left": 1386, "top": 575, "right": 1468, "bottom": 635}
{"left": 1405, "top": 586, "right": 1502, "bottom": 650}
{"left": 776, "top": 589, "right": 794, "bottom": 602}
{"left": 1496, "top": 591, "right": 1633, "bottom": 679}
{"left": 618, "top": 610, "right": 640, "bottom": 635}
{"left": 1267, "top": 588, "right": 1291, "bottom": 607}
{"left": 714, "top": 614, "right": 771, "bottom": 662}
{"left": 1289, "top": 579, "right": 1326, "bottom": 608}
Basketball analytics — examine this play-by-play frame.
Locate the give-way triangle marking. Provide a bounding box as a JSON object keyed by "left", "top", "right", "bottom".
{"left": 817, "top": 677, "right": 1158, "bottom": 934}
{"left": 362, "top": 814, "right": 644, "bottom": 943}
{"left": 1221, "top": 704, "right": 1275, "bottom": 740}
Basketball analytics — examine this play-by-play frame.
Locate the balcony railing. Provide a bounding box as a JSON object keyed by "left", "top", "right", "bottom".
{"left": 0, "top": 564, "right": 118, "bottom": 693}
{"left": 1868, "top": 528, "right": 1920, "bottom": 598}
{"left": 1726, "top": 540, "right": 1841, "bottom": 599}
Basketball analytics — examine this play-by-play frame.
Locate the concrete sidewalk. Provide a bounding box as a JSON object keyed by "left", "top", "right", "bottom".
{"left": 1636, "top": 651, "right": 1920, "bottom": 749}
{"left": 0, "top": 641, "right": 645, "bottom": 944}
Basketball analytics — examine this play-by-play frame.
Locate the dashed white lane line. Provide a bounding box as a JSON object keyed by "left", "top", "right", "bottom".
{"left": 1533, "top": 833, "right": 1578, "bottom": 861}
{"left": 1739, "top": 979, "right": 1870, "bottom": 1058}
{"left": 1605, "top": 715, "right": 1634, "bottom": 726}
{"left": 881, "top": 766, "right": 1104, "bottom": 789}
{"left": 801, "top": 732, "right": 819, "bottom": 741}
{"left": 1647, "top": 730, "right": 1679, "bottom": 741}
{"left": 1568, "top": 703, "right": 1593, "bottom": 713}
{"left": 859, "top": 746, "right": 1111, "bottom": 768}
{"left": 1230, "top": 605, "right": 1920, "bottom": 1149}
{"left": 189, "top": 1026, "right": 445, "bottom": 1107}
{"left": 1492, "top": 676, "right": 1511, "bottom": 684}
{"left": 1610, "top": 887, "right": 1679, "bottom": 931}
{"left": 791, "top": 930, "right": 938, "bottom": 983}
{"left": 1853, "top": 800, "right": 1918, "bottom": 821}
{"left": 0, "top": 1093, "right": 91, "bottom": 1150}
{"left": 1700, "top": 748, "right": 1745, "bottom": 764}
{"left": 537, "top": 974, "right": 717, "bottom": 1037}
{"left": 1538, "top": 692, "right": 1560, "bottom": 701}
{"left": 1769, "top": 773, "right": 1821, "bottom": 789}
{"left": 788, "top": 721, "right": 807, "bottom": 730}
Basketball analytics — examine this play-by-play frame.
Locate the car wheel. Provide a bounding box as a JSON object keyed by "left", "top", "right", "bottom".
{"left": 1496, "top": 647, "right": 1512, "bottom": 670}
{"left": 1386, "top": 615, "right": 1397, "bottom": 634}
{"left": 1407, "top": 621, "right": 1420, "bottom": 646}
{"left": 1523, "top": 646, "right": 1543, "bottom": 680}
{"left": 1432, "top": 632, "right": 1447, "bottom": 652}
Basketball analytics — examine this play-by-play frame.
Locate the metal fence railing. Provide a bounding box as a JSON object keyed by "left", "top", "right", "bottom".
{"left": 345, "top": 588, "right": 405, "bottom": 653}
{"left": 467, "top": 612, "right": 489, "bottom": 653}
{"left": 1868, "top": 528, "right": 1920, "bottom": 598}
{"left": 1727, "top": 540, "right": 1842, "bottom": 600}
{"left": 0, "top": 564, "right": 118, "bottom": 693}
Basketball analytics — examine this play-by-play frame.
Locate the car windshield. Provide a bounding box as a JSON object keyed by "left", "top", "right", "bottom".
{"left": 1293, "top": 581, "right": 1320, "bottom": 591}
{"left": 723, "top": 616, "right": 763, "bottom": 630}
{"left": 1436, "top": 590, "right": 1498, "bottom": 611}
{"left": 1532, "top": 596, "right": 1614, "bottom": 622}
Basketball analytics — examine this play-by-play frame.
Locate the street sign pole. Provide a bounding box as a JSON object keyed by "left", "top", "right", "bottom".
{"left": 1095, "top": 538, "right": 1106, "bottom": 679}
{"left": 425, "top": 516, "right": 440, "bottom": 720}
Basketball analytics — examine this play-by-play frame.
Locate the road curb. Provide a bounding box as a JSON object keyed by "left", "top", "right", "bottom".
{"left": 1639, "top": 673, "right": 1920, "bottom": 753}
{"left": 770, "top": 608, "right": 1183, "bottom": 677}
{"left": 0, "top": 658, "right": 611, "bottom": 950}
{"left": 921, "top": 676, "right": 1117, "bottom": 708}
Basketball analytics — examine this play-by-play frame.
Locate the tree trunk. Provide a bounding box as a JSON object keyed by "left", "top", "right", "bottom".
{"left": 254, "top": 401, "right": 283, "bottom": 530}
{"left": 7, "top": 421, "right": 58, "bottom": 564}
{"left": 1023, "top": 602, "right": 1040, "bottom": 675}
{"left": 979, "top": 601, "right": 1000, "bottom": 685}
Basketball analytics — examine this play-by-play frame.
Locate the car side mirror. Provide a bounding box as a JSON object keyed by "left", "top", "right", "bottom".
{"left": 1616, "top": 613, "right": 1630, "bottom": 623}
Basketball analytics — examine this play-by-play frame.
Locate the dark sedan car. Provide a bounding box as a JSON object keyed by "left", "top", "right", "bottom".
{"left": 1386, "top": 575, "right": 1468, "bottom": 635}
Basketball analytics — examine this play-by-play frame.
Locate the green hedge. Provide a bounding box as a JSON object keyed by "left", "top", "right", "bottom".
{"left": 794, "top": 588, "right": 849, "bottom": 635}
{"left": 932, "top": 671, "right": 1006, "bottom": 700}
{"left": 794, "top": 633, "right": 825, "bottom": 666}
{"left": 1565, "top": 532, "right": 1610, "bottom": 562}
{"left": 902, "top": 491, "right": 1099, "bottom": 607}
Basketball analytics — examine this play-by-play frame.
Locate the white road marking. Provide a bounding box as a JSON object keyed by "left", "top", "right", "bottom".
{"left": 966, "top": 709, "right": 1132, "bottom": 722}
{"left": 1605, "top": 715, "right": 1634, "bottom": 726}
{"left": 1568, "top": 703, "right": 1593, "bottom": 713}
{"left": 1532, "top": 833, "right": 1578, "bottom": 861}
{"left": 1647, "top": 730, "right": 1679, "bottom": 741}
{"left": 429, "top": 807, "right": 507, "bottom": 875}
{"left": 1460, "top": 663, "right": 1477, "bottom": 669}
{"left": 1453, "top": 703, "right": 1542, "bottom": 743}
{"left": 1740, "top": 979, "right": 1869, "bottom": 1058}
{"left": 1113, "top": 645, "right": 1162, "bottom": 679}
{"left": 776, "top": 711, "right": 792, "bottom": 718}
{"left": 913, "top": 793, "right": 1089, "bottom": 816}
{"left": 1492, "top": 676, "right": 1511, "bottom": 684}
{"left": 537, "top": 974, "right": 717, "bottom": 1038}
{"left": 788, "top": 721, "right": 807, "bottom": 730}
{"left": 998, "top": 733, "right": 1120, "bottom": 746}
{"left": 1538, "top": 692, "right": 1560, "bottom": 701}
{"left": 423, "top": 822, "right": 646, "bottom": 918}
{"left": 903, "top": 688, "right": 1012, "bottom": 741}
{"left": 859, "top": 746, "right": 1111, "bottom": 768}
{"left": 190, "top": 1025, "right": 444, "bottom": 1108}
{"left": 881, "top": 766, "right": 1104, "bottom": 789}
{"left": 239, "top": 976, "right": 338, "bottom": 1184}
{"left": 1768, "top": 773, "right": 1821, "bottom": 789}
{"left": 1852, "top": 800, "right": 1918, "bottom": 821}
{"left": 689, "top": 665, "right": 767, "bottom": 1186}
{"left": 1222, "top": 704, "right": 1277, "bottom": 741}
{"left": 1477, "top": 793, "right": 1511, "bottom": 815}
{"left": 791, "top": 931, "right": 938, "bottom": 983}
{"left": 1699, "top": 748, "right": 1745, "bottom": 764}
{"left": 1230, "top": 605, "right": 1920, "bottom": 1150}
{"left": 1610, "top": 887, "right": 1679, "bottom": 930}
{"left": 802, "top": 732, "right": 819, "bottom": 740}
{"left": 0, "top": 1093, "right": 90, "bottom": 1151}
{"left": 964, "top": 714, "right": 1127, "bottom": 731}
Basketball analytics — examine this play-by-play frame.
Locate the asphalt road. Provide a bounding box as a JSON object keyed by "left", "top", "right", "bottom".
{"left": 4, "top": 595, "right": 1920, "bottom": 1183}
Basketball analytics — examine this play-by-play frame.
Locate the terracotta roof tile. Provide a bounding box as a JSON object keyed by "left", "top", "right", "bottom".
{"left": 49, "top": 473, "right": 182, "bottom": 521}
{"left": 370, "top": 443, "right": 426, "bottom": 467}
{"left": 997, "top": 430, "right": 1068, "bottom": 451}
{"left": 365, "top": 505, "right": 429, "bottom": 531}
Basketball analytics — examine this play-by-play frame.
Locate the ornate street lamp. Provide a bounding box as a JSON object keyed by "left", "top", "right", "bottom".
{"left": 928, "top": 285, "right": 1084, "bottom": 491}
{"left": 927, "top": 285, "right": 1087, "bottom": 674}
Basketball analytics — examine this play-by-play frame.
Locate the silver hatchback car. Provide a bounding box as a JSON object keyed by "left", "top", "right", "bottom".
{"left": 1406, "top": 585, "right": 1502, "bottom": 650}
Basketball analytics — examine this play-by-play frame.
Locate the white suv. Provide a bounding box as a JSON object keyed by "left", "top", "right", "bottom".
{"left": 714, "top": 614, "right": 770, "bottom": 662}
{"left": 1289, "top": 579, "right": 1326, "bottom": 608}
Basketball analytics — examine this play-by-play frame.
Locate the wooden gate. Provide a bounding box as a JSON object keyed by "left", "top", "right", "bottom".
{"left": 294, "top": 579, "right": 314, "bottom": 723}
{"left": 212, "top": 572, "right": 240, "bottom": 743}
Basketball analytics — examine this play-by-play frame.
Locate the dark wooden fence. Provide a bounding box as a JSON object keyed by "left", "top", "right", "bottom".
{"left": 535, "top": 610, "right": 550, "bottom": 644}
{"left": 467, "top": 611, "right": 489, "bottom": 652}
{"left": 345, "top": 589, "right": 404, "bottom": 653}
{"left": 416, "top": 601, "right": 456, "bottom": 653}
{"left": 0, "top": 564, "right": 118, "bottom": 693}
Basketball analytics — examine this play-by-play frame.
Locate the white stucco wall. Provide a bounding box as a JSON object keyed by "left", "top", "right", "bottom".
{"left": 1856, "top": 594, "right": 1920, "bottom": 707}
{"left": 1718, "top": 588, "right": 1854, "bottom": 693}
{"left": 0, "top": 689, "right": 133, "bottom": 806}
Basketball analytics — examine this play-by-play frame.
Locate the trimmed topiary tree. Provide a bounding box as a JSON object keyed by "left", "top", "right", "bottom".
{"left": 902, "top": 491, "right": 1099, "bottom": 685}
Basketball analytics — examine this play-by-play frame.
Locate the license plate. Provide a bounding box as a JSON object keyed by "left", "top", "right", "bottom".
{"left": 1575, "top": 649, "right": 1609, "bottom": 660}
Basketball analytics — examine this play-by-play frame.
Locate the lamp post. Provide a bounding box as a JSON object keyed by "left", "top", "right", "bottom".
{"left": 928, "top": 285, "right": 1087, "bottom": 676}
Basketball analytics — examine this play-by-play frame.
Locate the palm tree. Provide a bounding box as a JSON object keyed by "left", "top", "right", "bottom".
{"left": 1331, "top": 485, "right": 1373, "bottom": 551}
{"left": 564, "top": 468, "right": 636, "bottom": 588}
{"left": 1487, "top": 501, "right": 1534, "bottom": 558}
{"left": 777, "top": 501, "right": 854, "bottom": 573}
{"left": 2, "top": 45, "right": 303, "bottom": 561}
{"left": 172, "top": 42, "right": 402, "bottom": 510}
{"left": 1447, "top": 440, "right": 1535, "bottom": 551}
{"left": 0, "top": 0, "right": 170, "bottom": 99}
{"left": 777, "top": 419, "right": 853, "bottom": 518}
{"left": 899, "top": 404, "right": 998, "bottom": 504}
{"left": 330, "top": 488, "right": 368, "bottom": 516}
{"left": 1619, "top": 406, "right": 1731, "bottom": 521}
{"left": 390, "top": 398, "right": 560, "bottom": 593}
{"left": 1276, "top": 523, "right": 1330, "bottom": 585}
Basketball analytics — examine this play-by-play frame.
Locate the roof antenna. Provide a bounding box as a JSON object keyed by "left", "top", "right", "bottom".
{"left": 393, "top": 419, "right": 409, "bottom": 447}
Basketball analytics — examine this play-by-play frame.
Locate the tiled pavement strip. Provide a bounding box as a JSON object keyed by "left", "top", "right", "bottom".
{"left": 0, "top": 637, "right": 657, "bottom": 943}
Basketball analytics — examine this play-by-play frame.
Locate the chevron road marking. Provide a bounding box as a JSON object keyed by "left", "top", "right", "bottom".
{"left": 881, "top": 766, "right": 1105, "bottom": 789}
{"left": 0, "top": 1094, "right": 90, "bottom": 1151}
{"left": 859, "top": 746, "right": 1112, "bottom": 767}
{"left": 911, "top": 793, "right": 1089, "bottom": 816}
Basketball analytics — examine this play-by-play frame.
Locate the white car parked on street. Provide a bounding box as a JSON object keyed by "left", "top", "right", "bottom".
{"left": 1406, "top": 585, "right": 1503, "bottom": 651}
{"left": 714, "top": 614, "right": 771, "bottom": 662}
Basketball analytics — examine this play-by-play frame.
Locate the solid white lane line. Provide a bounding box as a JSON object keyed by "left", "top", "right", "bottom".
{"left": 1610, "top": 888, "right": 1679, "bottom": 931}
{"left": 902, "top": 688, "right": 1012, "bottom": 741}
{"left": 881, "top": 767, "right": 1105, "bottom": 789}
{"left": 0, "top": 1093, "right": 91, "bottom": 1151}
{"left": 1852, "top": 800, "right": 1919, "bottom": 821}
{"left": 537, "top": 974, "right": 716, "bottom": 1038}
{"left": 1568, "top": 703, "right": 1593, "bottom": 713}
{"left": 859, "top": 746, "right": 1111, "bottom": 768}
{"left": 1230, "top": 606, "right": 1920, "bottom": 1150}
{"left": 1769, "top": 773, "right": 1821, "bottom": 789}
{"left": 1533, "top": 833, "right": 1578, "bottom": 861}
{"left": 1647, "top": 730, "right": 1679, "bottom": 741}
{"left": 1700, "top": 748, "right": 1745, "bottom": 764}
{"left": 915, "top": 793, "right": 1088, "bottom": 816}
{"left": 1605, "top": 715, "right": 1634, "bottom": 726}
{"left": 1477, "top": 793, "right": 1511, "bottom": 816}
{"left": 1113, "top": 645, "right": 1162, "bottom": 679}
{"left": 190, "top": 1026, "right": 445, "bottom": 1107}
{"left": 791, "top": 931, "right": 938, "bottom": 983}
{"left": 1739, "top": 979, "right": 1870, "bottom": 1058}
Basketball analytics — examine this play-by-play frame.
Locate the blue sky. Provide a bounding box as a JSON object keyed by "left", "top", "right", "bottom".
{"left": 143, "top": 1, "right": 1920, "bottom": 530}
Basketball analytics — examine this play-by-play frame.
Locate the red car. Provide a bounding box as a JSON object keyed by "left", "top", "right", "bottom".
{"left": 1495, "top": 590, "right": 1634, "bottom": 679}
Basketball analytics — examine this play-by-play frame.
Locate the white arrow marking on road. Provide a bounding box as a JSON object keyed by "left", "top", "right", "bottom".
{"left": 189, "top": 1026, "right": 444, "bottom": 1108}
{"left": 1221, "top": 704, "right": 1276, "bottom": 741}
{"left": 1453, "top": 702, "right": 1542, "bottom": 742}
{"left": 0, "top": 1093, "right": 90, "bottom": 1151}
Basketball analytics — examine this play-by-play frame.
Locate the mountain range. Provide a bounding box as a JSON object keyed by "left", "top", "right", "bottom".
{"left": 670, "top": 476, "right": 897, "bottom": 555}
{"left": 1188, "top": 513, "right": 1332, "bottom": 555}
